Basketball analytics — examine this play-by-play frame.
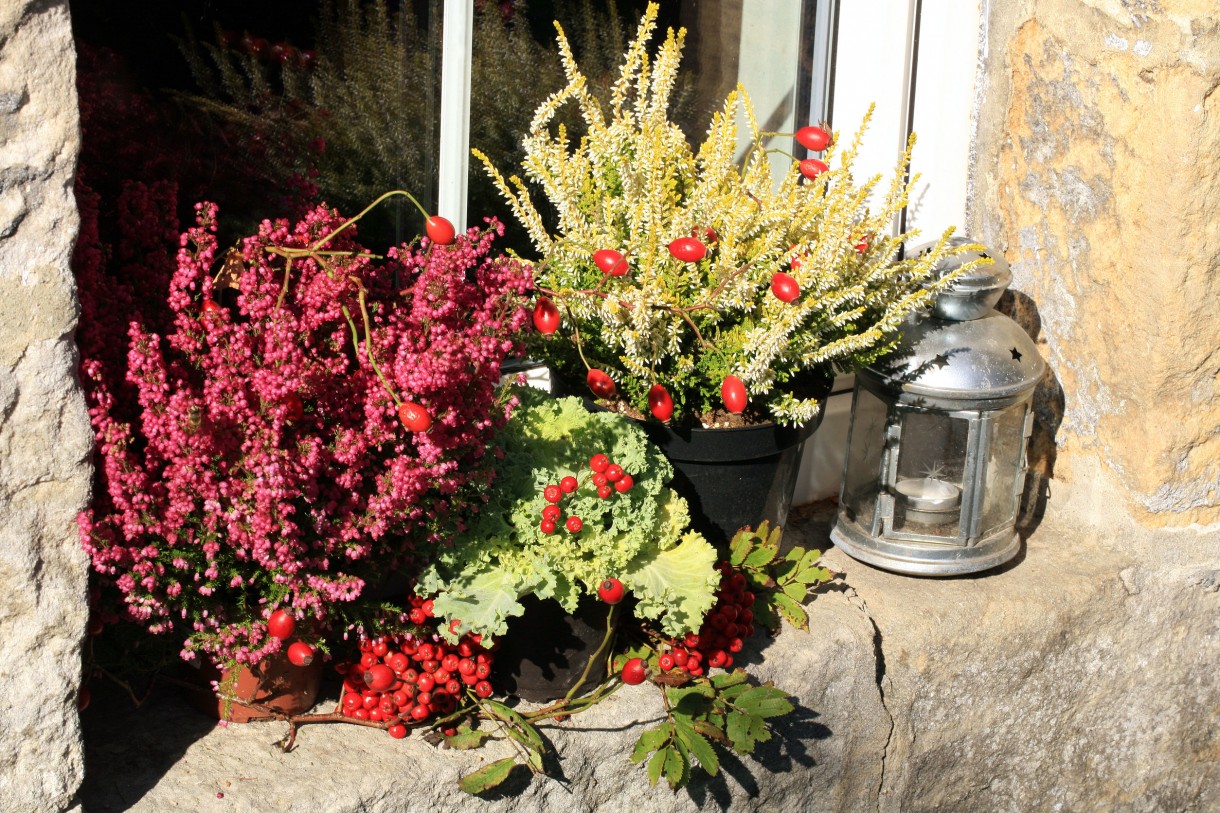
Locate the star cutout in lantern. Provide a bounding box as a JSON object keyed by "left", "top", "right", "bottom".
{"left": 1010, "top": 348, "right": 1022, "bottom": 361}
{"left": 931, "top": 353, "right": 950, "bottom": 369}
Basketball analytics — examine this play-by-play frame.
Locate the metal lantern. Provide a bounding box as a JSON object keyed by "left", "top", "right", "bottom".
{"left": 830, "top": 238, "right": 1045, "bottom": 576}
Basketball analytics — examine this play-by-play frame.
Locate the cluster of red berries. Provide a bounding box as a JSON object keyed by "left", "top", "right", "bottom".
{"left": 657, "top": 563, "right": 756, "bottom": 678}
{"left": 539, "top": 453, "right": 634, "bottom": 535}
{"left": 336, "top": 623, "right": 496, "bottom": 739}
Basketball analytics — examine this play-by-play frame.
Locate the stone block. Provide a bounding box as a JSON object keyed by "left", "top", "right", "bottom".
{"left": 971, "top": 0, "right": 1220, "bottom": 526}
{"left": 0, "top": 2, "right": 90, "bottom": 812}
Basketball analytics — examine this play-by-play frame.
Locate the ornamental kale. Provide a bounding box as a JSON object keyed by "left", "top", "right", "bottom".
{"left": 417, "top": 389, "right": 719, "bottom": 640}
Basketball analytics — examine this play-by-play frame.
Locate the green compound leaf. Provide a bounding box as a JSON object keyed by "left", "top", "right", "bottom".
{"left": 734, "top": 685, "right": 795, "bottom": 719}
{"left": 674, "top": 717, "right": 719, "bottom": 777}
{"left": 782, "top": 579, "right": 808, "bottom": 602}
{"left": 709, "top": 669, "right": 750, "bottom": 690}
{"left": 796, "top": 565, "right": 833, "bottom": 585}
{"left": 647, "top": 747, "right": 667, "bottom": 786}
{"left": 631, "top": 722, "right": 672, "bottom": 764}
{"left": 444, "top": 728, "right": 494, "bottom": 750}
{"left": 773, "top": 591, "right": 809, "bottom": 631}
{"left": 664, "top": 742, "right": 690, "bottom": 789}
{"left": 458, "top": 758, "right": 520, "bottom": 795}
{"left": 725, "top": 709, "right": 768, "bottom": 755}
{"left": 481, "top": 700, "right": 545, "bottom": 752}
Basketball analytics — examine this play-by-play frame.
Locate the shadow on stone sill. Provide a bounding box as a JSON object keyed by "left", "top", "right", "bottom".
{"left": 79, "top": 679, "right": 220, "bottom": 812}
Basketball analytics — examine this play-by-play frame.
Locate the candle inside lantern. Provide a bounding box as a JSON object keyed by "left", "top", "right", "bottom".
{"left": 893, "top": 477, "right": 962, "bottom": 520}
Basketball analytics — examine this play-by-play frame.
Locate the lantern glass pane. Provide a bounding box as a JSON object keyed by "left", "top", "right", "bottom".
{"left": 841, "top": 387, "right": 889, "bottom": 528}
{"left": 979, "top": 402, "right": 1029, "bottom": 537}
{"left": 891, "top": 410, "right": 967, "bottom": 538}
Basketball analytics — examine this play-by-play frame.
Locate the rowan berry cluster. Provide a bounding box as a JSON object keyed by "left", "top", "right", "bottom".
{"left": 538, "top": 452, "right": 634, "bottom": 535}
{"left": 656, "top": 562, "right": 756, "bottom": 678}
{"left": 336, "top": 598, "right": 496, "bottom": 739}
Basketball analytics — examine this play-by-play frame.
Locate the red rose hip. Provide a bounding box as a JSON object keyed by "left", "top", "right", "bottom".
{"left": 533, "top": 297, "right": 561, "bottom": 334}
{"left": 647, "top": 384, "right": 674, "bottom": 422}
{"left": 267, "top": 609, "right": 296, "bottom": 640}
{"left": 598, "top": 577, "right": 625, "bottom": 604}
{"left": 721, "top": 375, "right": 747, "bottom": 413}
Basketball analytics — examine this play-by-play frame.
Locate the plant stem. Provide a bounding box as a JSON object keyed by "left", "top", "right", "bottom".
{"left": 562, "top": 603, "right": 620, "bottom": 704}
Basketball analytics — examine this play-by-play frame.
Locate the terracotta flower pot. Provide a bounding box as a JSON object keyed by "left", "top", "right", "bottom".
{"left": 189, "top": 647, "right": 324, "bottom": 723}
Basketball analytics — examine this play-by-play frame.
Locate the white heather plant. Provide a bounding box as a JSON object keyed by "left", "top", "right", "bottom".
{"left": 477, "top": 2, "right": 982, "bottom": 427}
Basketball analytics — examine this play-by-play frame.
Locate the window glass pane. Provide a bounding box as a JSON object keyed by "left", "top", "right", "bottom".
{"left": 841, "top": 387, "right": 888, "bottom": 530}
{"left": 978, "top": 403, "right": 1028, "bottom": 539}
{"left": 72, "top": 0, "right": 443, "bottom": 249}
{"left": 891, "top": 410, "right": 966, "bottom": 540}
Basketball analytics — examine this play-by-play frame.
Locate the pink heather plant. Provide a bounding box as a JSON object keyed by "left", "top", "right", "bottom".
{"left": 79, "top": 200, "right": 532, "bottom": 665}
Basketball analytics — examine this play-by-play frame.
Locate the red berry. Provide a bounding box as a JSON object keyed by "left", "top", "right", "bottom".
{"left": 425, "top": 215, "right": 456, "bottom": 245}
{"left": 544, "top": 484, "right": 563, "bottom": 503}
{"left": 532, "top": 297, "right": 561, "bottom": 334}
{"left": 365, "top": 664, "right": 396, "bottom": 692}
{"left": 474, "top": 680, "right": 494, "bottom": 698}
{"left": 620, "top": 657, "right": 647, "bottom": 685}
{"left": 795, "top": 125, "right": 832, "bottom": 152}
{"left": 421, "top": 599, "right": 435, "bottom": 617}
{"left": 565, "top": 516, "right": 583, "bottom": 533}
{"left": 398, "top": 401, "right": 432, "bottom": 433}
{"left": 282, "top": 392, "right": 304, "bottom": 422}
{"left": 559, "top": 475, "right": 579, "bottom": 493}
{"left": 586, "top": 369, "right": 616, "bottom": 399}
{"left": 542, "top": 503, "right": 562, "bottom": 521}
{"left": 201, "top": 298, "right": 222, "bottom": 319}
{"left": 721, "top": 375, "right": 747, "bottom": 414}
{"left": 286, "top": 641, "right": 315, "bottom": 667}
{"left": 658, "top": 653, "right": 675, "bottom": 672}
{"left": 540, "top": 518, "right": 556, "bottom": 534}
{"left": 799, "top": 158, "right": 829, "bottom": 180}
{"left": 409, "top": 607, "right": 427, "bottom": 626}
{"left": 593, "top": 248, "right": 628, "bottom": 277}
{"left": 770, "top": 272, "right": 800, "bottom": 303}
{"left": 667, "top": 236, "right": 707, "bottom": 263}
{"left": 410, "top": 704, "right": 430, "bottom": 721}
{"left": 597, "top": 484, "right": 613, "bottom": 499}
{"left": 267, "top": 609, "right": 296, "bottom": 640}
{"left": 592, "top": 472, "right": 608, "bottom": 488}
{"left": 647, "top": 384, "right": 674, "bottom": 422}
{"left": 614, "top": 474, "right": 634, "bottom": 493}
{"left": 598, "top": 577, "right": 625, "bottom": 605}
{"left": 388, "top": 723, "right": 408, "bottom": 739}
{"left": 372, "top": 639, "right": 389, "bottom": 658}
{"left": 604, "top": 464, "right": 623, "bottom": 482}
{"left": 589, "top": 454, "right": 610, "bottom": 473}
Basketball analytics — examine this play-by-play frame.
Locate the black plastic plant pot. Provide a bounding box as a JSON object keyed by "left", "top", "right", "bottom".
{"left": 639, "top": 415, "right": 823, "bottom": 548}
{"left": 492, "top": 594, "right": 612, "bottom": 703}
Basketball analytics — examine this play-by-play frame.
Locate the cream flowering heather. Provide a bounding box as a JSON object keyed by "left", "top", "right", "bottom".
{"left": 477, "top": 2, "right": 982, "bottom": 427}
{"left": 78, "top": 199, "right": 532, "bottom": 666}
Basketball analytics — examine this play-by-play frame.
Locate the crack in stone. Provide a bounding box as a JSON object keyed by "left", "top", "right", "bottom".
{"left": 845, "top": 587, "right": 895, "bottom": 813}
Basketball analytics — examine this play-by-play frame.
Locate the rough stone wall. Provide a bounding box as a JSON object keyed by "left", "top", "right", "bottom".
{"left": 0, "top": 1, "right": 91, "bottom": 810}
{"left": 971, "top": 0, "right": 1220, "bottom": 527}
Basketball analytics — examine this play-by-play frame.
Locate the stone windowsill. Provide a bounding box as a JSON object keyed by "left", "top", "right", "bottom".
{"left": 78, "top": 484, "right": 1218, "bottom": 813}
